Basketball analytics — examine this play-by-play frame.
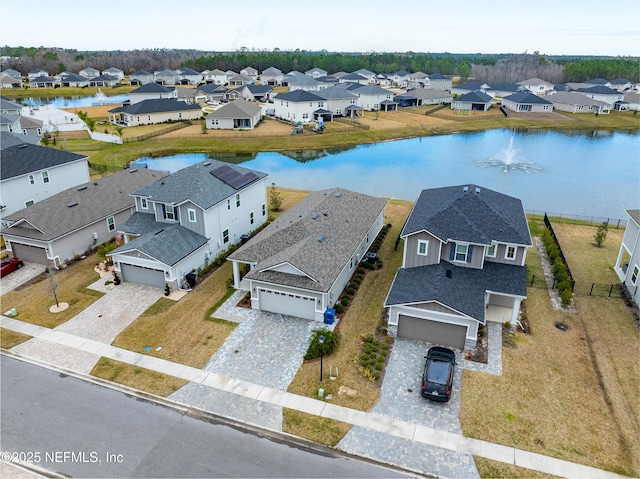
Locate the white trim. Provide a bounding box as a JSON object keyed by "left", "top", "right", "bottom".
{"left": 453, "top": 242, "right": 470, "bottom": 263}
{"left": 504, "top": 244, "right": 517, "bottom": 260}
{"left": 187, "top": 208, "right": 197, "bottom": 223}
{"left": 417, "top": 239, "right": 429, "bottom": 256}
{"left": 486, "top": 243, "right": 497, "bottom": 258}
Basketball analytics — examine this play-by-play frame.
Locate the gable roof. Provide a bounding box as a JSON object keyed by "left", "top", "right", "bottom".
{"left": 261, "top": 67, "right": 282, "bottom": 75}
{"left": 108, "top": 98, "right": 201, "bottom": 115}
{"left": 456, "top": 90, "right": 492, "bottom": 103}
{"left": 229, "top": 188, "right": 387, "bottom": 293}
{"left": 584, "top": 78, "right": 610, "bottom": 85}
{"left": 384, "top": 260, "right": 527, "bottom": 321}
{"left": 275, "top": 90, "right": 325, "bottom": 102}
{"left": 351, "top": 84, "right": 392, "bottom": 95}
{"left": 0, "top": 133, "right": 88, "bottom": 180}
{"left": 130, "top": 83, "right": 174, "bottom": 94}
{"left": 402, "top": 184, "right": 531, "bottom": 246}
{"left": 428, "top": 73, "right": 451, "bottom": 80}
{"left": 209, "top": 98, "right": 262, "bottom": 119}
{"left": 318, "top": 87, "right": 358, "bottom": 100}
{"left": 503, "top": 91, "right": 553, "bottom": 104}
{"left": 242, "top": 84, "right": 273, "bottom": 94}
{"left": 548, "top": 91, "right": 610, "bottom": 107}
{"left": 574, "top": 85, "right": 621, "bottom": 95}
{"left": 130, "top": 69, "right": 152, "bottom": 76}
{"left": 1, "top": 97, "right": 22, "bottom": 111}
{"left": 179, "top": 67, "right": 201, "bottom": 75}
{"left": 132, "top": 159, "right": 267, "bottom": 210}
{"left": 197, "top": 84, "right": 229, "bottom": 94}
{"left": 453, "top": 81, "right": 486, "bottom": 91}
{"left": 2, "top": 169, "right": 166, "bottom": 241}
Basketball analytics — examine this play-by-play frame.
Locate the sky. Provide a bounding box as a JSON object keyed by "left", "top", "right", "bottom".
{"left": 1, "top": 0, "right": 638, "bottom": 57}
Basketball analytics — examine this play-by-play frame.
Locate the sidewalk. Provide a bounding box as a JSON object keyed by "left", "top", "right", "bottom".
{"left": 0, "top": 315, "right": 628, "bottom": 479}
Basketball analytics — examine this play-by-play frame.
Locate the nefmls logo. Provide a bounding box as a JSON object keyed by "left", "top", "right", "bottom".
{"left": 46, "top": 451, "right": 99, "bottom": 463}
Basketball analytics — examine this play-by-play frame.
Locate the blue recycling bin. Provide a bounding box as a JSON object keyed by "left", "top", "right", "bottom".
{"left": 324, "top": 308, "right": 335, "bottom": 325}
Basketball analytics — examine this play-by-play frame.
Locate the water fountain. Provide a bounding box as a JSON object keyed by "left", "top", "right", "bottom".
{"left": 91, "top": 88, "right": 109, "bottom": 106}
{"left": 477, "top": 136, "right": 541, "bottom": 173}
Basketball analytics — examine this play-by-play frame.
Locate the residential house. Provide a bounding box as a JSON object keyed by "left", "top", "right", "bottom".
{"left": 573, "top": 85, "right": 624, "bottom": 105}
{"left": 228, "top": 188, "right": 387, "bottom": 322}
{"left": 128, "top": 83, "right": 177, "bottom": 104}
{"left": 238, "top": 84, "right": 274, "bottom": 102}
{"left": 110, "top": 160, "right": 268, "bottom": 290}
{"left": 197, "top": 84, "right": 231, "bottom": 103}
{"left": 352, "top": 84, "right": 396, "bottom": 111}
{"left": 2, "top": 169, "right": 163, "bottom": 267}
{"left": 1, "top": 68, "right": 23, "bottom": 88}
{"left": 129, "top": 69, "right": 154, "bottom": 85}
{"left": 178, "top": 67, "right": 203, "bottom": 85}
{"left": 154, "top": 67, "right": 179, "bottom": 85}
{"left": 59, "top": 73, "right": 90, "bottom": 88}
{"left": 339, "top": 73, "right": 368, "bottom": 86}
{"left": 485, "top": 82, "right": 526, "bottom": 98}
{"left": 548, "top": 91, "right": 611, "bottom": 114}
{"left": 273, "top": 89, "right": 327, "bottom": 123}
{"left": 79, "top": 67, "right": 100, "bottom": 79}
{"left": 427, "top": 73, "right": 452, "bottom": 91}
{"left": 316, "top": 75, "right": 339, "bottom": 85}
{"left": 0, "top": 131, "right": 90, "bottom": 220}
{"left": 175, "top": 86, "right": 207, "bottom": 105}
{"left": 107, "top": 99, "right": 202, "bottom": 126}
{"left": 353, "top": 69, "right": 376, "bottom": 83}
{"left": 19, "top": 116, "right": 44, "bottom": 138}
{"left": 1, "top": 97, "right": 24, "bottom": 134}
{"left": 30, "top": 75, "right": 56, "bottom": 88}
{"left": 384, "top": 184, "right": 532, "bottom": 350}
{"left": 287, "top": 75, "right": 328, "bottom": 92}
{"left": 227, "top": 74, "right": 252, "bottom": 87}
{"left": 610, "top": 78, "right": 633, "bottom": 92}
{"left": 317, "top": 87, "right": 358, "bottom": 117}
{"left": 517, "top": 78, "right": 554, "bottom": 95}
{"left": 240, "top": 67, "right": 258, "bottom": 83}
{"left": 89, "top": 74, "right": 120, "bottom": 87}
{"left": 102, "top": 67, "right": 125, "bottom": 80}
{"left": 406, "top": 72, "right": 429, "bottom": 89}
{"left": 27, "top": 68, "right": 48, "bottom": 82}
{"left": 202, "top": 69, "right": 228, "bottom": 85}
{"left": 205, "top": 98, "right": 262, "bottom": 130}
{"left": 305, "top": 67, "right": 328, "bottom": 79}
{"left": 501, "top": 91, "right": 553, "bottom": 113}
{"left": 451, "top": 81, "right": 490, "bottom": 96}
{"left": 395, "top": 89, "right": 452, "bottom": 107}
{"left": 583, "top": 78, "right": 612, "bottom": 88}
{"left": 614, "top": 92, "right": 640, "bottom": 111}
{"left": 451, "top": 90, "right": 493, "bottom": 111}
{"left": 614, "top": 209, "right": 640, "bottom": 305}
{"left": 260, "top": 67, "right": 284, "bottom": 86}
{"left": 390, "top": 70, "right": 411, "bottom": 87}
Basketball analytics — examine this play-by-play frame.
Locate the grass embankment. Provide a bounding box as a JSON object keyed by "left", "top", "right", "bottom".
{"left": 0, "top": 253, "right": 104, "bottom": 329}
{"left": 3, "top": 85, "right": 136, "bottom": 100}
{"left": 460, "top": 222, "right": 639, "bottom": 478}
{"left": 0, "top": 328, "right": 32, "bottom": 349}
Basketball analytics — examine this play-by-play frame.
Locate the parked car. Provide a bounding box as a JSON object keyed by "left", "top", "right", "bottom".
{"left": 421, "top": 346, "right": 456, "bottom": 402}
{"left": 0, "top": 257, "right": 24, "bottom": 277}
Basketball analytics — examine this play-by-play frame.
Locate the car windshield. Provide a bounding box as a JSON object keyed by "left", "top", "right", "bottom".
{"left": 427, "top": 359, "right": 451, "bottom": 384}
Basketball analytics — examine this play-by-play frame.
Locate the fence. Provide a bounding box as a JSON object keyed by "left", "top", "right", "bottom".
{"left": 122, "top": 123, "right": 190, "bottom": 143}
{"left": 543, "top": 213, "right": 575, "bottom": 285}
{"left": 334, "top": 118, "right": 371, "bottom": 130}
{"left": 527, "top": 210, "right": 628, "bottom": 229}
{"left": 527, "top": 273, "right": 629, "bottom": 299}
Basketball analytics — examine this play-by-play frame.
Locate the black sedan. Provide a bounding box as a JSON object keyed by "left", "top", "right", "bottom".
{"left": 421, "top": 346, "right": 456, "bottom": 402}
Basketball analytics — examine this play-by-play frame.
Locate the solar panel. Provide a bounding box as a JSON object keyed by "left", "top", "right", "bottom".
{"left": 210, "top": 165, "right": 259, "bottom": 190}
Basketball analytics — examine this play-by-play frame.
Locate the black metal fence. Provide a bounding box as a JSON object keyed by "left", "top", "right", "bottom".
{"left": 543, "top": 213, "right": 575, "bottom": 285}
{"left": 527, "top": 273, "right": 628, "bottom": 299}
{"left": 527, "top": 210, "right": 628, "bottom": 229}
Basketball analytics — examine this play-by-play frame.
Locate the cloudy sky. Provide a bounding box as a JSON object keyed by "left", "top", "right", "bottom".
{"left": 1, "top": 0, "right": 638, "bottom": 56}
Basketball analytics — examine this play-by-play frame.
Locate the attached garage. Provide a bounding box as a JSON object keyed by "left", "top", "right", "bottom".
{"left": 10, "top": 243, "right": 48, "bottom": 265}
{"left": 121, "top": 264, "right": 165, "bottom": 289}
{"left": 397, "top": 314, "right": 467, "bottom": 350}
{"left": 258, "top": 288, "right": 316, "bottom": 320}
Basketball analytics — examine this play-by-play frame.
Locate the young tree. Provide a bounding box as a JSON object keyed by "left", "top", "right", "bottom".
{"left": 593, "top": 222, "right": 609, "bottom": 248}
{"left": 270, "top": 183, "right": 283, "bottom": 212}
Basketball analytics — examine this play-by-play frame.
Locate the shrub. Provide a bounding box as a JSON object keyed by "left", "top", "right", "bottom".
{"left": 381, "top": 343, "right": 389, "bottom": 350}
{"left": 375, "top": 363, "right": 383, "bottom": 371}
{"left": 346, "top": 287, "right": 356, "bottom": 295}
{"left": 304, "top": 329, "right": 338, "bottom": 360}
{"left": 373, "top": 371, "right": 380, "bottom": 380}
{"left": 560, "top": 288, "right": 573, "bottom": 306}
{"left": 334, "top": 303, "right": 344, "bottom": 314}
{"left": 547, "top": 244, "right": 560, "bottom": 263}
{"left": 341, "top": 297, "right": 350, "bottom": 306}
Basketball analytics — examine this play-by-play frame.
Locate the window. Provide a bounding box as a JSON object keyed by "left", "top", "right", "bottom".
{"left": 227, "top": 199, "right": 231, "bottom": 210}
{"left": 165, "top": 204, "right": 175, "bottom": 221}
{"left": 543, "top": 105, "right": 550, "bottom": 111}
{"left": 236, "top": 193, "right": 240, "bottom": 207}
{"left": 417, "top": 239, "right": 429, "bottom": 256}
{"left": 454, "top": 243, "right": 468, "bottom": 262}
{"left": 505, "top": 245, "right": 517, "bottom": 260}
{"left": 302, "top": 113, "right": 309, "bottom": 119}
{"left": 632, "top": 265, "right": 639, "bottom": 285}
{"left": 41, "top": 171, "right": 49, "bottom": 183}
{"left": 486, "top": 244, "right": 497, "bottom": 257}
{"left": 141, "top": 198, "right": 148, "bottom": 209}
{"left": 106, "top": 216, "right": 115, "bottom": 231}
{"left": 28, "top": 175, "right": 35, "bottom": 185}
{"left": 223, "top": 229, "right": 229, "bottom": 244}
{"left": 188, "top": 208, "right": 196, "bottom": 223}
{"left": 262, "top": 203, "right": 266, "bottom": 216}
{"left": 249, "top": 211, "right": 254, "bottom": 224}
{"left": 25, "top": 200, "right": 34, "bottom": 207}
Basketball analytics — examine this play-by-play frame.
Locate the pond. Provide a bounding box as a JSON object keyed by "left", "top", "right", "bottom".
{"left": 130, "top": 129, "right": 640, "bottom": 220}
{"left": 23, "top": 92, "right": 129, "bottom": 109}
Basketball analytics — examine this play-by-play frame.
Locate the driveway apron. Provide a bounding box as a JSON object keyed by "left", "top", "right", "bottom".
{"left": 0, "top": 262, "right": 47, "bottom": 296}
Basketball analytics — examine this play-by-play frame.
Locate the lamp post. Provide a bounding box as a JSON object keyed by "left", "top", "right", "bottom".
{"left": 318, "top": 335, "right": 326, "bottom": 382}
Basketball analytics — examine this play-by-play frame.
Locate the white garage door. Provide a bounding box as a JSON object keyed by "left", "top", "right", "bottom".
{"left": 121, "top": 264, "right": 165, "bottom": 289}
{"left": 258, "top": 289, "right": 315, "bottom": 320}
{"left": 11, "top": 243, "right": 48, "bottom": 265}
{"left": 398, "top": 314, "right": 467, "bottom": 350}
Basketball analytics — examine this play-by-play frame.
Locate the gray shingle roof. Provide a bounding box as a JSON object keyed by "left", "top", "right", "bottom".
{"left": 317, "top": 87, "right": 358, "bottom": 100}
{"left": 274, "top": 90, "right": 325, "bottom": 102}
{"left": 2, "top": 169, "right": 166, "bottom": 241}
{"left": 108, "top": 99, "right": 201, "bottom": 115}
{"left": 456, "top": 91, "right": 492, "bottom": 103}
{"left": 229, "top": 188, "right": 387, "bottom": 293}
{"left": 503, "top": 91, "right": 552, "bottom": 104}
{"left": 352, "top": 84, "right": 392, "bottom": 95}
{"left": 384, "top": 260, "right": 527, "bottom": 321}
{"left": 209, "top": 99, "right": 262, "bottom": 119}
{"left": 402, "top": 184, "right": 532, "bottom": 246}
{"left": 132, "top": 160, "right": 267, "bottom": 210}
{"left": 574, "top": 85, "right": 620, "bottom": 95}
{"left": 130, "top": 83, "right": 174, "bottom": 94}
{"left": 0, "top": 134, "right": 88, "bottom": 180}
{"left": 111, "top": 217, "right": 208, "bottom": 266}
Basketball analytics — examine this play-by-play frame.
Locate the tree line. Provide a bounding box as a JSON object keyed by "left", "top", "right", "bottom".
{"left": 1, "top": 46, "right": 638, "bottom": 84}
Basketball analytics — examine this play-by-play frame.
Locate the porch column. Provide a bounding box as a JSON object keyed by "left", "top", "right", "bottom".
{"left": 232, "top": 260, "right": 241, "bottom": 289}
{"left": 512, "top": 297, "right": 523, "bottom": 324}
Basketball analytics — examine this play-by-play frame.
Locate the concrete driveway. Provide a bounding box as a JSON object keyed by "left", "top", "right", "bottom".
{"left": 0, "top": 261, "right": 47, "bottom": 296}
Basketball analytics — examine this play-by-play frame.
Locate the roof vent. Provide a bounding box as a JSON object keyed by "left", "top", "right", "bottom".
{"left": 463, "top": 186, "right": 469, "bottom": 193}
{"left": 129, "top": 168, "right": 138, "bottom": 173}
{"left": 17, "top": 144, "right": 28, "bottom": 149}
{"left": 335, "top": 192, "right": 342, "bottom": 198}
{"left": 475, "top": 187, "right": 481, "bottom": 194}
{"left": 203, "top": 161, "right": 211, "bottom": 166}
{"left": 76, "top": 185, "right": 88, "bottom": 191}
{"left": 317, "top": 234, "right": 326, "bottom": 243}
{"left": 299, "top": 211, "right": 307, "bottom": 218}
{"left": 311, "top": 213, "right": 319, "bottom": 220}
{"left": 67, "top": 201, "right": 78, "bottom": 208}
{"left": 445, "top": 269, "right": 452, "bottom": 278}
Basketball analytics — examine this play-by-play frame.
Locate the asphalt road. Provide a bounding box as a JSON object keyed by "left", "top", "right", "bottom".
{"left": 1, "top": 356, "right": 412, "bottom": 478}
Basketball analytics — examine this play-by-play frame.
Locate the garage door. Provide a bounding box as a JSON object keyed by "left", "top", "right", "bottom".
{"left": 11, "top": 243, "right": 48, "bottom": 264}
{"left": 121, "top": 264, "right": 165, "bottom": 289}
{"left": 398, "top": 314, "right": 467, "bottom": 350}
{"left": 258, "top": 289, "right": 315, "bottom": 320}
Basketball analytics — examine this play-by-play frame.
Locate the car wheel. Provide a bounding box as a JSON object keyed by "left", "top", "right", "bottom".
{"left": 16, "top": 262, "right": 23, "bottom": 269}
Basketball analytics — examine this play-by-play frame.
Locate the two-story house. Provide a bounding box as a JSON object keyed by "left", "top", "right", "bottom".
{"left": 228, "top": 188, "right": 387, "bottom": 322}
{"left": 273, "top": 90, "right": 328, "bottom": 124}
{"left": 109, "top": 160, "right": 268, "bottom": 290}
{"left": 260, "top": 67, "right": 284, "bottom": 86}
{"left": 384, "top": 184, "right": 532, "bottom": 350}
{"left": 352, "top": 84, "right": 397, "bottom": 111}
{"left": 0, "top": 132, "right": 90, "bottom": 221}
{"left": 129, "top": 69, "right": 154, "bottom": 86}
{"left": 128, "top": 83, "right": 177, "bottom": 104}
{"left": 614, "top": 209, "right": 640, "bottom": 305}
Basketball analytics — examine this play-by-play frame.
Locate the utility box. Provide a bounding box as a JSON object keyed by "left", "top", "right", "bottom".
{"left": 324, "top": 308, "right": 335, "bottom": 325}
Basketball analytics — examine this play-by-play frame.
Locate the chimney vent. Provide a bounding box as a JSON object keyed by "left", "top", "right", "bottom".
{"left": 445, "top": 269, "right": 452, "bottom": 278}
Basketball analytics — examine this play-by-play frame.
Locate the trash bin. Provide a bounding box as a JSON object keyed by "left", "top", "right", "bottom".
{"left": 324, "top": 308, "right": 335, "bottom": 325}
